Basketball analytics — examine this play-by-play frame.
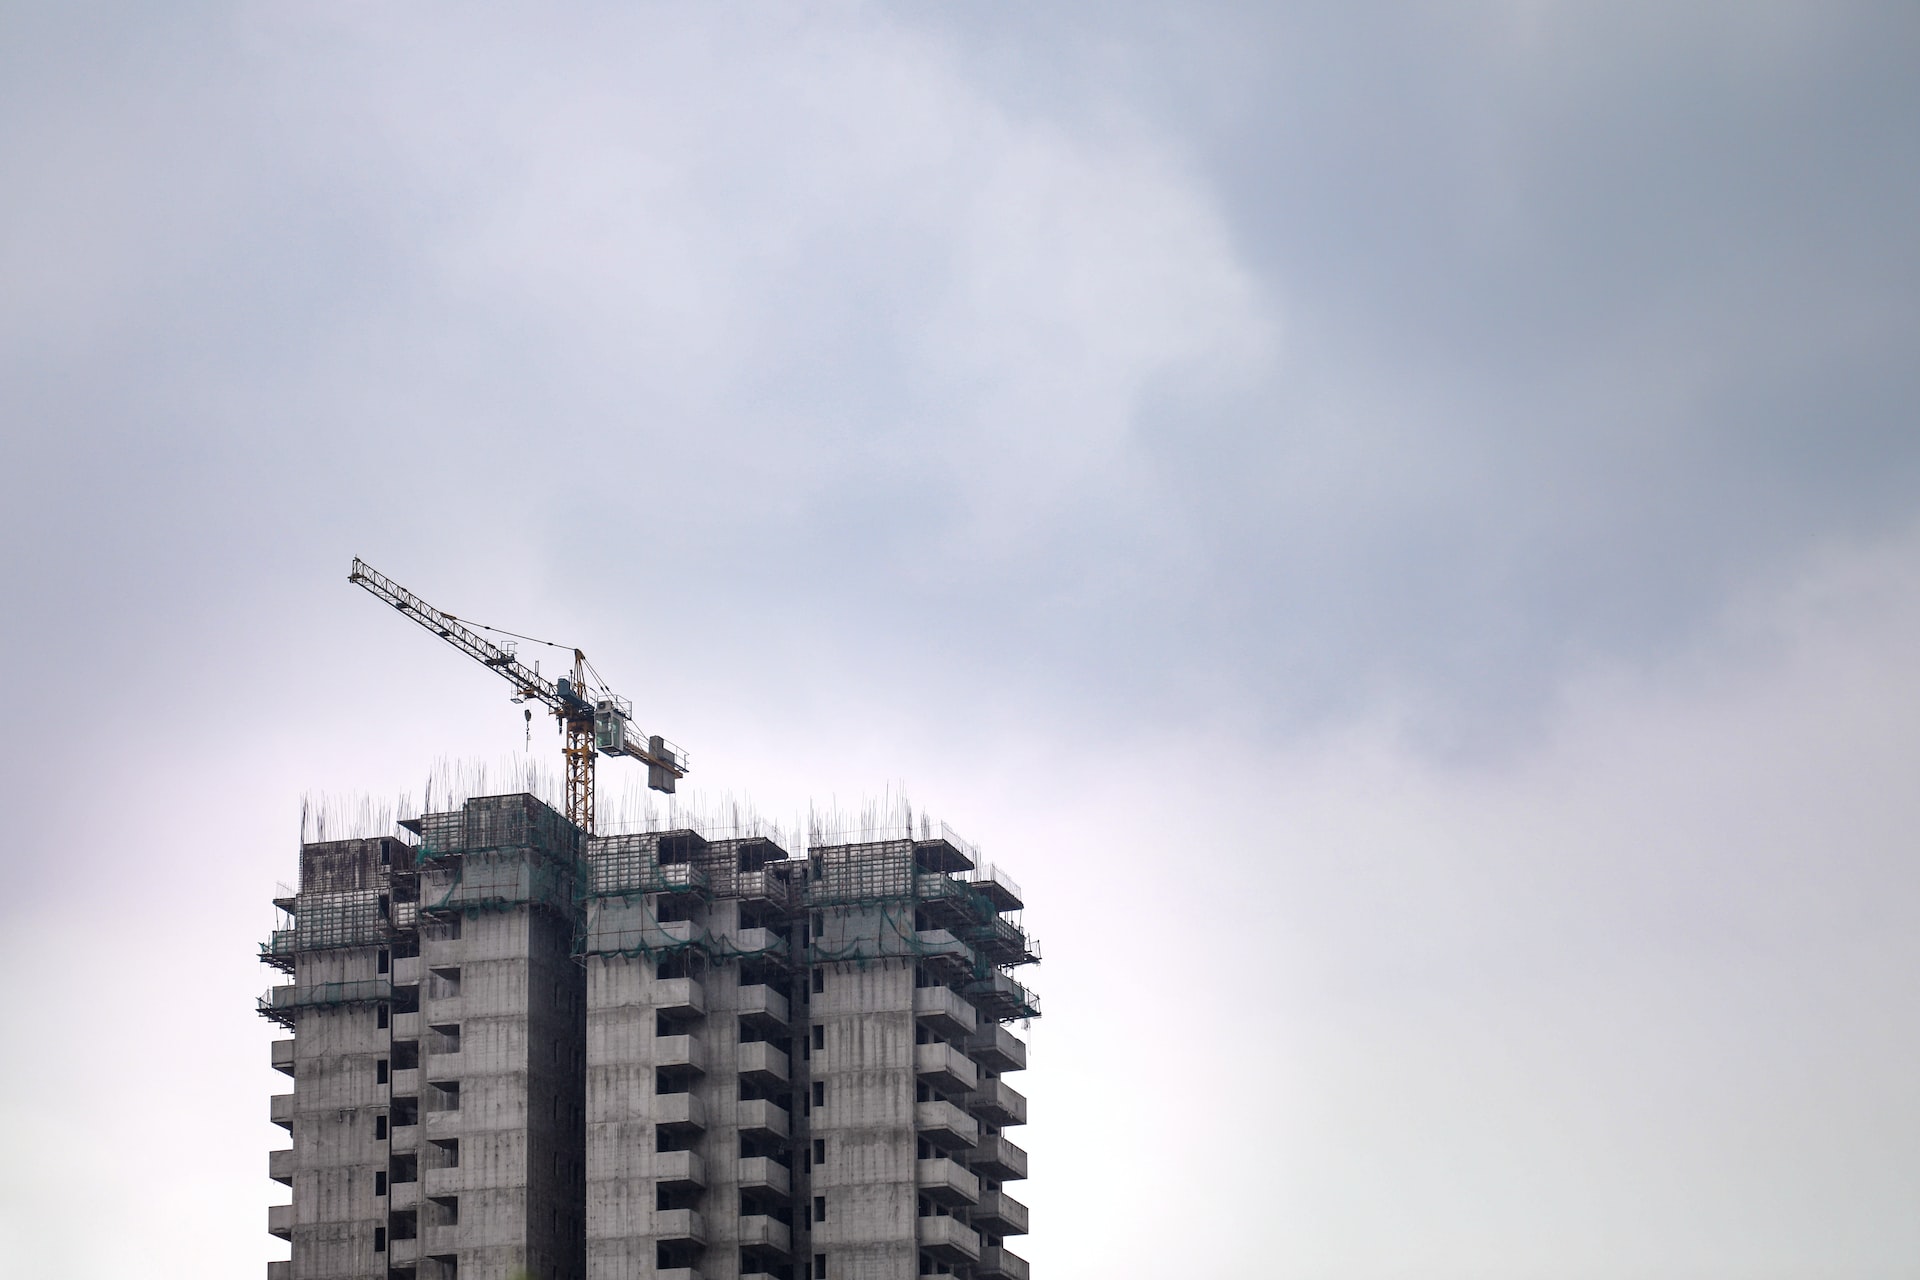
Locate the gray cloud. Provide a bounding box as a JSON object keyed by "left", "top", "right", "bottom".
{"left": 8, "top": 5, "right": 1915, "bottom": 762}
{"left": 1, "top": 6, "right": 1916, "bottom": 1274}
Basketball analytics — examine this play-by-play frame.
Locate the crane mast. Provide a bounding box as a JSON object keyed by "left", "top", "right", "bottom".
{"left": 348, "top": 557, "right": 686, "bottom": 833}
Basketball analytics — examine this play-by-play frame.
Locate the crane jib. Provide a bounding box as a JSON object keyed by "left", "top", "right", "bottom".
{"left": 347, "top": 557, "right": 688, "bottom": 829}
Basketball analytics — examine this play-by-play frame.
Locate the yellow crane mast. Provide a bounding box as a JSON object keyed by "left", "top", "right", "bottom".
{"left": 348, "top": 557, "right": 687, "bottom": 833}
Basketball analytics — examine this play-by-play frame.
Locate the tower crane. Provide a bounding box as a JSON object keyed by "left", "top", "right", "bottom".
{"left": 348, "top": 557, "right": 687, "bottom": 833}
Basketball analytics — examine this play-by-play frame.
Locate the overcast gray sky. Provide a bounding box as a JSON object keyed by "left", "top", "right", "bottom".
{"left": 2, "top": 3, "right": 1917, "bottom": 1277}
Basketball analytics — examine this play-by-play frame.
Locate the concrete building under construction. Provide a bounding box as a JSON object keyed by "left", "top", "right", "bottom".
{"left": 261, "top": 792, "right": 1039, "bottom": 1280}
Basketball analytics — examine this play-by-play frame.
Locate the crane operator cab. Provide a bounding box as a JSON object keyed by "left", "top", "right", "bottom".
{"left": 592, "top": 698, "right": 631, "bottom": 755}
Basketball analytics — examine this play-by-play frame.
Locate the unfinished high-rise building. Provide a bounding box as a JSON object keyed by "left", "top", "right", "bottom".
{"left": 262, "top": 792, "right": 1039, "bottom": 1280}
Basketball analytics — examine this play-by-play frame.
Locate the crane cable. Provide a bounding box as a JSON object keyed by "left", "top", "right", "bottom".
{"left": 449, "top": 615, "right": 631, "bottom": 721}
{"left": 452, "top": 615, "right": 616, "bottom": 696}
{"left": 446, "top": 614, "right": 577, "bottom": 655}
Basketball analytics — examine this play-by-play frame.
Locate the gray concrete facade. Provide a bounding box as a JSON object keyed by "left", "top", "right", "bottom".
{"left": 264, "top": 797, "right": 1036, "bottom": 1280}
{"left": 801, "top": 838, "right": 1037, "bottom": 1280}
{"left": 582, "top": 830, "right": 806, "bottom": 1280}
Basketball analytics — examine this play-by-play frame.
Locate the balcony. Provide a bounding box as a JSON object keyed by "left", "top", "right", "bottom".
{"left": 655, "top": 1149, "right": 707, "bottom": 1189}
{"left": 919, "top": 1214, "right": 980, "bottom": 1264}
{"left": 972, "top": 1189, "right": 1029, "bottom": 1236}
{"left": 737, "top": 1040, "right": 790, "bottom": 1086}
{"left": 652, "top": 861, "right": 711, "bottom": 896}
{"left": 268, "top": 1261, "right": 291, "bottom": 1280}
{"left": 913, "top": 985, "right": 977, "bottom": 1039}
{"left": 914, "top": 930, "right": 975, "bottom": 982}
{"left": 969, "top": 863, "right": 1024, "bottom": 912}
{"left": 976, "top": 1245, "right": 1030, "bottom": 1280}
{"left": 654, "top": 1092, "right": 707, "bottom": 1135}
{"left": 656, "top": 1033, "right": 708, "bottom": 1075}
{"left": 966, "top": 1024, "right": 1026, "bottom": 1074}
{"left": 655, "top": 977, "right": 706, "bottom": 1018}
{"left": 738, "top": 1214, "right": 792, "bottom": 1255}
{"left": 914, "top": 1099, "right": 978, "bottom": 1151}
{"left": 737, "top": 1098, "right": 791, "bottom": 1141}
{"left": 268, "top": 1148, "right": 293, "bottom": 1186}
{"left": 914, "top": 872, "right": 987, "bottom": 930}
{"left": 966, "top": 1079, "right": 1027, "bottom": 1128}
{"left": 915, "top": 1157, "right": 979, "bottom": 1207}
{"left": 419, "top": 1159, "right": 457, "bottom": 1199}
{"left": 914, "top": 831, "right": 977, "bottom": 874}
{"left": 585, "top": 907, "right": 705, "bottom": 956}
{"left": 737, "top": 983, "right": 790, "bottom": 1032}
{"left": 964, "top": 915, "right": 1039, "bottom": 968}
{"left": 269, "top": 1094, "right": 294, "bottom": 1130}
{"left": 915, "top": 1041, "right": 979, "bottom": 1095}
{"left": 969, "top": 1132, "right": 1028, "bottom": 1181}
{"left": 655, "top": 1207, "right": 706, "bottom": 1245}
{"left": 736, "top": 864, "right": 797, "bottom": 912}
{"left": 734, "top": 927, "right": 791, "bottom": 965}
{"left": 737, "top": 1156, "right": 791, "bottom": 1198}
{"left": 270, "top": 1039, "right": 295, "bottom": 1076}
{"left": 656, "top": 1271, "right": 704, "bottom": 1280}
{"left": 961, "top": 971, "right": 1039, "bottom": 1022}
{"left": 652, "top": 918, "right": 703, "bottom": 951}
{"left": 266, "top": 1203, "right": 292, "bottom": 1241}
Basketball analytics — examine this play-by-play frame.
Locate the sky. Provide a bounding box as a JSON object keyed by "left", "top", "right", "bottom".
{"left": 1, "top": 2, "right": 1917, "bottom": 1276}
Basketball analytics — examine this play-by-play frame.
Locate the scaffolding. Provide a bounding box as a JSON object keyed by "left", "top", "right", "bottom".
{"left": 260, "top": 929, "right": 297, "bottom": 973}
{"left": 962, "top": 914, "right": 1041, "bottom": 968}
{"left": 257, "top": 978, "right": 395, "bottom": 1028}
{"left": 962, "top": 970, "right": 1042, "bottom": 1022}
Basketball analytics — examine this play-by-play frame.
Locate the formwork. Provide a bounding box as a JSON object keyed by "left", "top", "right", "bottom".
{"left": 408, "top": 792, "right": 585, "bottom": 922}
